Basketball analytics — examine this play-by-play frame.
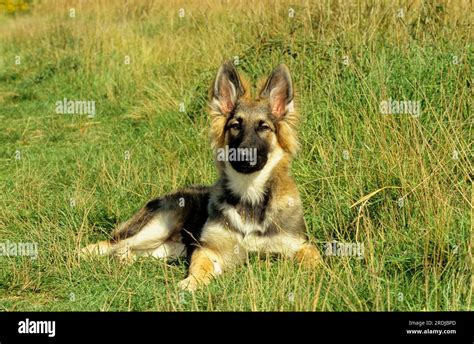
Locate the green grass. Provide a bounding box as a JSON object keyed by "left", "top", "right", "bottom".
{"left": 0, "top": 0, "right": 472, "bottom": 311}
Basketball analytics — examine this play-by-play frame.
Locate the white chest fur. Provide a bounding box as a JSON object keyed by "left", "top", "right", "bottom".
{"left": 224, "top": 147, "right": 283, "bottom": 205}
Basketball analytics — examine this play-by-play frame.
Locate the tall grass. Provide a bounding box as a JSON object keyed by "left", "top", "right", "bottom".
{"left": 0, "top": 0, "right": 472, "bottom": 311}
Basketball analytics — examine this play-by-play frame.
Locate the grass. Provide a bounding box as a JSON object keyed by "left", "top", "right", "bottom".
{"left": 0, "top": 0, "right": 472, "bottom": 311}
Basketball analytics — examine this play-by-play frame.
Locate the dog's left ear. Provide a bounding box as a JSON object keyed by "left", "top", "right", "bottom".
{"left": 259, "top": 64, "right": 294, "bottom": 118}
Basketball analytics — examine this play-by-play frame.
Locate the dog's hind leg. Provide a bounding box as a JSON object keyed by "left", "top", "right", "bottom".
{"left": 115, "top": 211, "right": 176, "bottom": 256}
{"left": 81, "top": 213, "right": 175, "bottom": 261}
{"left": 144, "top": 240, "right": 186, "bottom": 259}
{"left": 81, "top": 200, "right": 177, "bottom": 261}
{"left": 81, "top": 240, "right": 115, "bottom": 256}
{"left": 81, "top": 186, "right": 210, "bottom": 261}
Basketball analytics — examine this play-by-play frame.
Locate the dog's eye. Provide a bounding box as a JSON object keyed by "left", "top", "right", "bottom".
{"left": 230, "top": 123, "right": 240, "bottom": 130}
{"left": 258, "top": 124, "right": 271, "bottom": 131}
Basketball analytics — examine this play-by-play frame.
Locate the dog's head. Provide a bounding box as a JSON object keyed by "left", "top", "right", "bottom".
{"left": 209, "top": 61, "right": 299, "bottom": 174}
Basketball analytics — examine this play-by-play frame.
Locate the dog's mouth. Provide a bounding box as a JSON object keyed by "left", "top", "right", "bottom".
{"left": 229, "top": 159, "right": 266, "bottom": 174}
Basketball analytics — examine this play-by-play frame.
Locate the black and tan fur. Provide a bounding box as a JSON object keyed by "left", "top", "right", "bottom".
{"left": 82, "top": 61, "right": 322, "bottom": 291}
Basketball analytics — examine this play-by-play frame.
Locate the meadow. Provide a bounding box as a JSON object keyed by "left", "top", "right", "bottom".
{"left": 0, "top": 0, "right": 472, "bottom": 311}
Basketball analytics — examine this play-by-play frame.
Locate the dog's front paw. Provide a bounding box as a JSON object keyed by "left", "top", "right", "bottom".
{"left": 178, "top": 276, "right": 203, "bottom": 292}
{"left": 295, "top": 244, "right": 324, "bottom": 268}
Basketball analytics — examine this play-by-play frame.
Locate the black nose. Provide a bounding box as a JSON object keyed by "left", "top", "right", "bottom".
{"left": 240, "top": 150, "right": 249, "bottom": 159}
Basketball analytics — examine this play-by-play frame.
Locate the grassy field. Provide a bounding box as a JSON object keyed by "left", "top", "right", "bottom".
{"left": 0, "top": 0, "right": 472, "bottom": 311}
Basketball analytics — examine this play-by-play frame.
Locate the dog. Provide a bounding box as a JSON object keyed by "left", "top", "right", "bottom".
{"left": 82, "top": 61, "right": 323, "bottom": 291}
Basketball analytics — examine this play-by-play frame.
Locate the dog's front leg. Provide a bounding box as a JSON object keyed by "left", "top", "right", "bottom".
{"left": 178, "top": 247, "right": 223, "bottom": 292}
{"left": 179, "top": 222, "right": 244, "bottom": 292}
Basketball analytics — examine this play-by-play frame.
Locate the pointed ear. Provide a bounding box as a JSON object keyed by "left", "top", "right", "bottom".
{"left": 259, "top": 64, "right": 294, "bottom": 118}
{"left": 210, "top": 60, "right": 245, "bottom": 115}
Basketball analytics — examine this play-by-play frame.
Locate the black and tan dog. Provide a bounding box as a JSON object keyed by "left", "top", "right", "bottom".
{"left": 82, "top": 61, "right": 322, "bottom": 291}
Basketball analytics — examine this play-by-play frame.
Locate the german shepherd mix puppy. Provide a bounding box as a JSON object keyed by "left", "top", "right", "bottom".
{"left": 82, "top": 61, "right": 322, "bottom": 291}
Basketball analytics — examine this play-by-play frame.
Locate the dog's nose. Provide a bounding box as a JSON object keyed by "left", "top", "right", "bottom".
{"left": 238, "top": 147, "right": 255, "bottom": 162}
{"left": 240, "top": 150, "right": 249, "bottom": 159}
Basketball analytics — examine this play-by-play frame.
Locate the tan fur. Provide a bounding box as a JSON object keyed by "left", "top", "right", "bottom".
{"left": 295, "top": 244, "right": 323, "bottom": 268}
{"left": 178, "top": 248, "right": 216, "bottom": 291}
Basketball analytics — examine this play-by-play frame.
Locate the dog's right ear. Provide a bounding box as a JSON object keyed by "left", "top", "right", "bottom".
{"left": 210, "top": 61, "right": 244, "bottom": 115}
